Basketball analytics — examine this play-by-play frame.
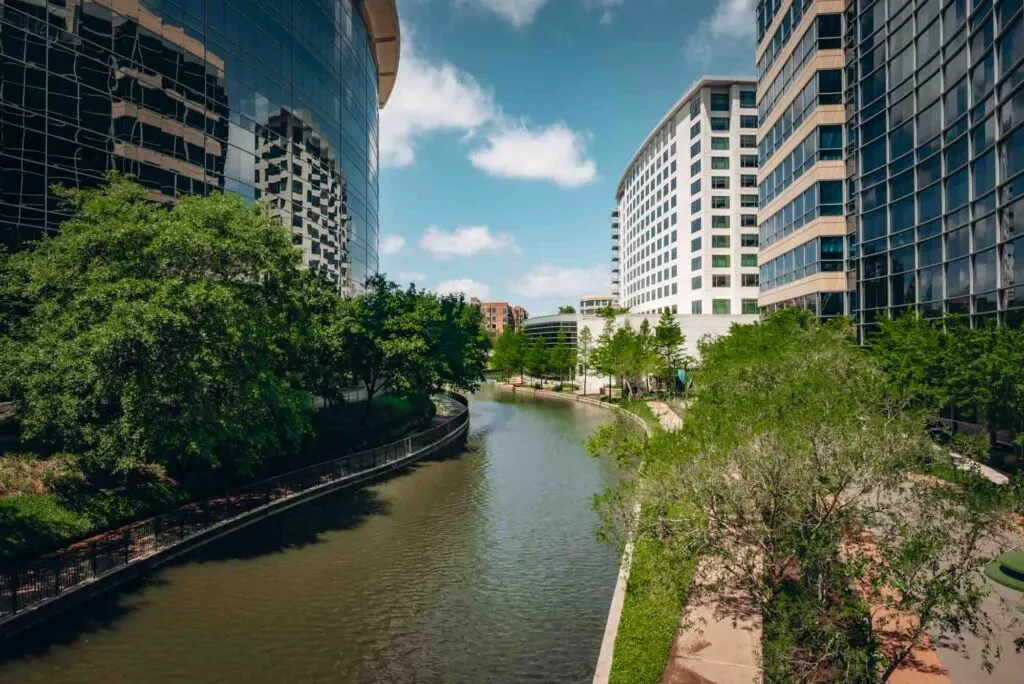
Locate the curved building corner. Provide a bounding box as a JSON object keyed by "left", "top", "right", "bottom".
{"left": 0, "top": 0, "right": 399, "bottom": 295}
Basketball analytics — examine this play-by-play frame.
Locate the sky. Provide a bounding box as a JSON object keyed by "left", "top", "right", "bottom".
{"left": 378, "top": 0, "right": 758, "bottom": 316}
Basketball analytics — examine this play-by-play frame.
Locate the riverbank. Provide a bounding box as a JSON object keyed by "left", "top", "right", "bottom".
{"left": 0, "top": 395, "right": 436, "bottom": 565}
{"left": 0, "top": 395, "right": 466, "bottom": 638}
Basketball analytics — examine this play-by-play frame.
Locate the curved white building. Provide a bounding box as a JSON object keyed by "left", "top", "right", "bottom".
{"left": 615, "top": 77, "right": 762, "bottom": 317}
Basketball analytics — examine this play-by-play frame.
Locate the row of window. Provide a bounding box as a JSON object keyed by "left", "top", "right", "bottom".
{"left": 691, "top": 254, "right": 760, "bottom": 270}
{"left": 760, "top": 181, "right": 844, "bottom": 247}
{"left": 759, "top": 14, "right": 843, "bottom": 122}
{"left": 758, "top": 70, "right": 845, "bottom": 164}
{"left": 709, "top": 91, "right": 758, "bottom": 111}
{"left": 692, "top": 299, "right": 761, "bottom": 315}
{"left": 692, "top": 274, "right": 762, "bottom": 289}
{"left": 760, "top": 236, "right": 845, "bottom": 292}
{"left": 760, "top": 125, "right": 844, "bottom": 208}
{"left": 757, "top": 0, "right": 814, "bottom": 77}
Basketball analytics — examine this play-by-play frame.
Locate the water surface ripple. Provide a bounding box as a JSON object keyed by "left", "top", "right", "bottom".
{"left": 0, "top": 386, "right": 619, "bottom": 683}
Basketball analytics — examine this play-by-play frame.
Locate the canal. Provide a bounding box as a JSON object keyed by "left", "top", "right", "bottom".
{"left": 0, "top": 385, "right": 620, "bottom": 683}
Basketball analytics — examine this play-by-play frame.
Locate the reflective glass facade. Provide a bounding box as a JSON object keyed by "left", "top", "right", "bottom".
{"left": 849, "top": 0, "right": 1024, "bottom": 332}
{"left": 1, "top": 0, "right": 383, "bottom": 293}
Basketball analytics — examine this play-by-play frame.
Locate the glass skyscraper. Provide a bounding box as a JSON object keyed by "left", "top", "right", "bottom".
{"left": 757, "top": 0, "right": 1024, "bottom": 334}
{"left": 0, "top": 0, "right": 398, "bottom": 294}
{"left": 848, "top": 0, "right": 1024, "bottom": 333}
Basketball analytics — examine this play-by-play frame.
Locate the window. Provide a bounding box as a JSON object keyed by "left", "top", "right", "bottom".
{"left": 711, "top": 137, "right": 730, "bottom": 150}
{"left": 691, "top": 141, "right": 701, "bottom": 156}
{"left": 691, "top": 218, "right": 702, "bottom": 232}
{"left": 710, "top": 92, "right": 730, "bottom": 111}
{"left": 741, "top": 254, "right": 758, "bottom": 267}
{"left": 691, "top": 179, "right": 701, "bottom": 193}
{"left": 692, "top": 276, "right": 703, "bottom": 289}
{"left": 712, "top": 215, "right": 730, "bottom": 228}
{"left": 741, "top": 299, "right": 759, "bottom": 314}
{"left": 741, "top": 174, "right": 757, "bottom": 188}
{"left": 691, "top": 301, "right": 703, "bottom": 314}
{"left": 691, "top": 160, "right": 701, "bottom": 175}
{"left": 712, "top": 275, "right": 731, "bottom": 287}
{"left": 740, "top": 90, "right": 756, "bottom": 108}
{"left": 689, "top": 97, "right": 700, "bottom": 118}
{"left": 740, "top": 135, "right": 757, "bottom": 148}
{"left": 712, "top": 255, "right": 730, "bottom": 268}
{"left": 741, "top": 214, "right": 757, "bottom": 227}
{"left": 691, "top": 236, "right": 702, "bottom": 251}
{"left": 741, "top": 233, "right": 759, "bottom": 247}
{"left": 712, "top": 299, "right": 731, "bottom": 314}
{"left": 712, "top": 235, "right": 730, "bottom": 248}
{"left": 691, "top": 256, "right": 702, "bottom": 271}
{"left": 711, "top": 156, "right": 730, "bottom": 169}
{"left": 691, "top": 198, "right": 701, "bottom": 213}
{"left": 711, "top": 117, "right": 730, "bottom": 131}
{"left": 711, "top": 176, "right": 729, "bottom": 189}
{"left": 690, "top": 122, "right": 701, "bottom": 137}
{"left": 741, "top": 273, "right": 760, "bottom": 287}
{"left": 740, "top": 114, "right": 758, "bottom": 128}
{"left": 741, "top": 155, "right": 759, "bottom": 168}
{"left": 712, "top": 196, "right": 730, "bottom": 209}
{"left": 741, "top": 195, "right": 758, "bottom": 208}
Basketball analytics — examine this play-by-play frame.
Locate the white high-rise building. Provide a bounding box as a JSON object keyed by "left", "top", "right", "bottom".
{"left": 615, "top": 77, "right": 762, "bottom": 317}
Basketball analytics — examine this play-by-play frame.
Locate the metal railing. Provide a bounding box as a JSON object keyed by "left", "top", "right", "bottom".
{"left": 0, "top": 393, "right": 469, "bottom": 619}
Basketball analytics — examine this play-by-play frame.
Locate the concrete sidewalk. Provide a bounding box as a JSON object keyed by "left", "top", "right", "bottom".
{"left": 646, "top": 401, "right": 683, "bottom": 431}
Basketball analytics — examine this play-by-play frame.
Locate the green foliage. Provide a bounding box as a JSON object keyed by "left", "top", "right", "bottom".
{"left": 490, "top": 329, "right": 527, "bottom": 379}
{"left": 870, "top": 313, "right": 1024, "bottom": 451}
{"left": 608, "top": 535, "right": 696, "bottom": 684}
{"left": 0, "top": 175, "right": 322, "bottom": 484}
{"left": 590, "top": 317, "right": 660, "bottom": 398}
{"left": 595, "top": 310, "right": 1021, "bottom": 681}
{"left": 525, "top": 337, "right": 551, "bottom": 378}
{"left": 557, "top": 305, "right": 576, "bottom": 314}
{"left": 549, "top": 330, "right": 576, "bottom": 381}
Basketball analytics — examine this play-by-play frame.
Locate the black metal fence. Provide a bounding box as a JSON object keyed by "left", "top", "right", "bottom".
{"left": 0, "top": 393, "right": 469, "bottom": 619}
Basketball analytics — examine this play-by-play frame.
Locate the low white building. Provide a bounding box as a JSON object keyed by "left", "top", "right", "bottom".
{"left": 579, "top": 294, "right": 617, "bottom": 317}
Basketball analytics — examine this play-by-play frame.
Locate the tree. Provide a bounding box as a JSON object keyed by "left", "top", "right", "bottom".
{"left": 577, "top": 327, "right": 593, "bottom": 395}
{"left": 525, "top": 337, "right": 550, "bottom": 379}
{"left": 870, "top": 312, "right": 948, "bottom": 410}
{"left": 0, "top": 175, "right": 321, "bottom": 484}
{"left": 654, "top": 309, "right": 689, "bottom": 394}
{"left": 549, "top": 330, "right": 574, "bottom": 384}
{"left": 490, "top": 329, "right": 527, "bottom": 380}
{"left": 590, "top": 314, "right": 617, "bottom": 395}
{"left": 594, "top": 310, "right": 1022, "bottom": 681}
{"left": 558, "top": 305, "right": 576, "bottom": 314}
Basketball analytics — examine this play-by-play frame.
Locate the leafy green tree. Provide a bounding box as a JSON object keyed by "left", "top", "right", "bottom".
{"left": 491, "top": 329, "right": 527, "bottom": 380}
{"left": 549, "top": 330, "right": 574, "bottom": 383}
{"left": 557, "top": 305, "right": 576, "bottom": 314}
{"left": 870, "top": 312, "right": 949, "bottom": 409}
{"left": 577, "top": 326, "right": 593, "bottom": 395}
{"left": 0, "top": 175, "right": 321, "bottom": 483}
{"left": 654, "top": 309, "right": 690, "bottom": 394}
{"left": 591, "top": 314, "right": 618, "bottom": 395}
{"left": 525, "top": 337, "right": 550, "bottom": 379}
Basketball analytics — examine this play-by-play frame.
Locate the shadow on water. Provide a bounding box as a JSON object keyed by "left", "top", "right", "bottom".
{"left": 0, "top": 573, "right": 171, "bottom": 661}
{"left": 0, "top": 436, "right": 474, "bottom": 657}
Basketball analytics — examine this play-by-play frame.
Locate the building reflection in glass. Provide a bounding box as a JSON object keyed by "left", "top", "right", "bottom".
{"left": 0, "top": 0, "right": 391, "bottom": 293}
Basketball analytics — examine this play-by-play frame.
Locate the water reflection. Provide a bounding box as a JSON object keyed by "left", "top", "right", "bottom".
{"left": 0, "top": 386, "right": 619, "bottom": 683}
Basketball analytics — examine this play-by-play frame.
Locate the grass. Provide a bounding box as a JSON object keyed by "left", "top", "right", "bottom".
{"left": 617, "top": 399, "right": 662, "bottom": 433}
{"left": 609, "top": 532, "right": 696, "bottom": 684}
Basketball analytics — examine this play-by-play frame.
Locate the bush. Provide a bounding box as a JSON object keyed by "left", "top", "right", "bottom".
{"left": 533, "top": 382, "right": 542, "bottom": 390}
{"left": 0, "top": 494, "right": 93, "bottom": 562}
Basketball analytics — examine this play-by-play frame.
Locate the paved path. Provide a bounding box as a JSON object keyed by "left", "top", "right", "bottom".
{"left": 661, "top": 560, "right": 762, "bottom": 684}
{"left": 646, "top": 401, "right": 683, "bottom": 431}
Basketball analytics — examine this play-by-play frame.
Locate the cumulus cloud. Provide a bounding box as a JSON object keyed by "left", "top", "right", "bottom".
{"left": 380, "top": 30, "right": 495, "bottom": 168}
{"left": 469, "top": 121, "right": 597, "bottom": 188}
{"left": 397, "top": 271, "right": 428, "bottom": 285}
{"left": 419, "top": 225, "right": 518, "bottom": 260}
{"left": 436, "top": 278, "right": 492, "bottom": 300}
{"left": 454, "top": 0, "right": 548, "bottom": 27}
{"left": 380, "top": 235, "right": 407, "bottom": 255}
{"left": 510, "top": 264, "right": 610, "bottom": 298}
{"left": 685, "top": 0, "right": 756, "bottom": 66}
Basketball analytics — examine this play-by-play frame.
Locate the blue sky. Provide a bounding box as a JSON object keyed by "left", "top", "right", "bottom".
{"left": 378, "top": 0, "right": 757, "bottom": 316}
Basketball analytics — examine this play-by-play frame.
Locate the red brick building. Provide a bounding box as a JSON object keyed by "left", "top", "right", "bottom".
{"left": 471, "top": 299, "right": 529, "bottom": 336}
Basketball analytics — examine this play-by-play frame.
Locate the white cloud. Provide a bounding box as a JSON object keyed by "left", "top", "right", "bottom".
{"left": 380, "top": 30, "right": 495, "bottom": 168}
{"left": 685, "top": 0, "right": 756, "bottom": 66}
{"left": 419, "top": 225, "right": 517, "bottom": 260}
{"left": 454, "top": 0, "right": 548, "bottom": 27}
{"left": 469, "top": 121, "right": 597, "bottom": 188}
{"left": 436, "top": 278, "right": 492, "bottom": 300}
{"left": 510, "top": 264, "right": 610, "bottom": 299}
{"left": 380, "top": 235, "right": 407, "bottom": 255}
{"left": 397, "top": 271, "right": 428, "bottom": 285}
{"left": 582, "top": 0, "right": 624, "bottom": 24}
